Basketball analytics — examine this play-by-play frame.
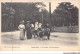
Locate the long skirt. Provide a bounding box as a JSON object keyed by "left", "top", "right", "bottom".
{"left": 20, "top": 29, "right": 25, "bottom": 40}
{"left": 26, "top": 28, "right": 32, "bottom": 39}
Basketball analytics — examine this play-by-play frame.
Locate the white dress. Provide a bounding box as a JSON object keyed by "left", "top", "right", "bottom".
{"left": 18, "top": 24, "right": 25, "bottom": 40}
{"left": 35, "top": 23, "right": 38, "bottom": 30}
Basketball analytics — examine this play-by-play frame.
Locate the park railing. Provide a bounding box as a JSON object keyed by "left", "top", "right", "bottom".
{"left": 51, "top": 26, "right": 79, "bottom": 33}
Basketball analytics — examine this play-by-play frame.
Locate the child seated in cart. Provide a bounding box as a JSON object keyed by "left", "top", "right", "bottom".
{"left": 38, "top": 23, "right": 50, "bottom": 40}
{"left": 38, "top": 28, "right": 50, "bottom": 40}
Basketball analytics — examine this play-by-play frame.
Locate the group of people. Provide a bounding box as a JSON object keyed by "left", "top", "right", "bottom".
{"left": 18, "top": 20, "right": 42, "bottom": 40}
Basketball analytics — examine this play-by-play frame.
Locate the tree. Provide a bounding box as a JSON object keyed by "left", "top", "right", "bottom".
{"left": 2, "top": 2, "right": 48, "bottom": 31}
{"left": 70, "top": 6, "right": 78, "bottom": 26}
{"left": 52, "top": 2, "right": 78, "bottom": 27}
{"left": 1, "top": 3, "right": 15, "bottom": 31}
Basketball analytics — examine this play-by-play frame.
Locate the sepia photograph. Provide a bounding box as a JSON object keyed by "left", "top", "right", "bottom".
{"left": 0, "top": 0, "right": 79, "bottom": 51}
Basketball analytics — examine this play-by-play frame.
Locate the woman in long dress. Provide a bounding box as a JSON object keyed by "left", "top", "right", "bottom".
{"left": 25, "top": 21, "right": 32, "bottom": 39}
{"left": 18, "top": 20, "right": 25, "bottom": 40}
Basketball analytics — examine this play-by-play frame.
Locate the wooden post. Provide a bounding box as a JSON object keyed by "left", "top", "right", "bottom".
{"left": 42, "top": 9, "right": 43, "bottom": 28}
{"left": 49, "top": 2, "right": 52, "bottom": 31}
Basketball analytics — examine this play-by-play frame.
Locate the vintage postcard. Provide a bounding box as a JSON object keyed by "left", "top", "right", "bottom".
{"left": 0, "top": 0, "right": 79, "bottom": 51}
